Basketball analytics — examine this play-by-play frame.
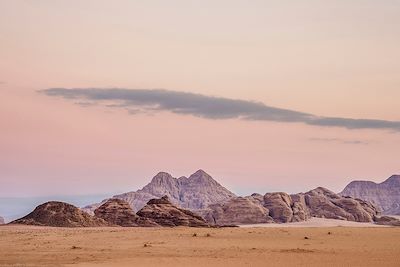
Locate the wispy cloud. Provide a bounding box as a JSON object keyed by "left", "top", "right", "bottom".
{"left": 308, "top": 138, "right": 370, "bottom": 145}
{"left": 40, "top": 88, "right": 400, "bottom": 131}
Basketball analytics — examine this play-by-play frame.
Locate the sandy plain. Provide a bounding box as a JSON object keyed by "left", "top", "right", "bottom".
{"left": 0, "top": 220, "right": 399, "bottom": 267}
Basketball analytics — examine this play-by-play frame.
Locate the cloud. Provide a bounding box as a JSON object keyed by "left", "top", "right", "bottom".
{"left": 40, "top": 88, "right": 400, "bottom": 131}
{"left": 308, "top": 138, "right": 370, "bottom": 145}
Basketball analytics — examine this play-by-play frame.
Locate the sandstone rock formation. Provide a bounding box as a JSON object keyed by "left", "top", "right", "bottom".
{"left": 201, "top": 195, "right": 273, "bottom": 225}
{"left": 0, "top": 216, "right": 4, "bottom": 224}
{"left": 264, "top": 192, "right": 294, "bottom": 223}
{"left": 203, "top": 187, "right": 379, "bottom": 225}
{"left": 94, "top": 199, "right": 157, "bottom": 227}
{"left": 11, "top": 201, "right": 110, "bottom": 227}
{"left": 136, "top": 196, "right": 209, "bottom": 227}
{"left": 305, "top": 187, "right": 378, "bottom": 222}
{"left": 340, "top": 175, "right": 400, "bottom": 215}
{"left": 83, "top": 170, "right": 236, "bottom": 213}
{"left": 373, "top": 216, "right": 400, "bottom": 226}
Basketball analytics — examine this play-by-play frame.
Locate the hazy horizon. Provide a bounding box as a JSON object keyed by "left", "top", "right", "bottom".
{"left": 1, "top": 1, "right": 399, "bottom": 201}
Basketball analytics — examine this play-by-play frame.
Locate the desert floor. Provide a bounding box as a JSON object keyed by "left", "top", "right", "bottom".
{"left": 0, "top": 222, "right": 399, "bottom": 267}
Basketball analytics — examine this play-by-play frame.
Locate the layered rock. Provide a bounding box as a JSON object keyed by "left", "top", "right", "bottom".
{"left": 305, "top": 187, "right": 378, "bottom": 222}
{"left": 136, "top": 196, "right": 209, "bottom": 227}
{"left": 203, "top": 187, "right": 378, "bottom": 225}
{"left": 340, "top": 175, "right": 400, "bottom": 215}
{"left": 83, "top": 170, "right": 236, "bottom": 213}
{"left": 201, "top": 196, "right": 273, "bottom": 225}
{"left": 374, "top": 216, "right": 400, "bottom": 226}
{"left": 94, "top": 199, "right": 157, "bottom": 227}
{"left": 0, "top": 216, "right": 4, "bottom": 224}
{"left": 11, "top": 201, "right": 110, "bottom": 227}
{"left": 263, "top": 193, "right": 294, "bottom": 223}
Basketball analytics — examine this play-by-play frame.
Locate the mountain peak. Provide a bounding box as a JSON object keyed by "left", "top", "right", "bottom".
{"left": 381, "top": 174, "right": 400, "bottom": 186}
{"left": 191, "top": 169, "right": 210, "bottom": 177}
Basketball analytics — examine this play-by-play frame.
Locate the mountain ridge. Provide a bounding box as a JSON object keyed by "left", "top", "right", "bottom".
{"left": 340, "top": 174, "right": 400, "bottom": 215}
{"left": 83, "top": 170, "right": 236, "bottom": 214}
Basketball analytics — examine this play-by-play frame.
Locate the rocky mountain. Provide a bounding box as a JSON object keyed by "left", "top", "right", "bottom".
{"left": 83, "top": 170, "right": 236, "bottom": 213}
{"left": 94, "top": 199, "right": 157, "bottom": 227}
{"left": 11, "top": 201, "right": 110, "bottom": 227}
{"left": 136, "top": 196, "right": 209, "bottom": 227}
{"left": 202, "top": 187, "right": 379, "bottom": 225}
{"left": 0, "top": 216, "right": 4, "bottom": 224}
{"left": 340, "top": 175, "right": 400, "bottom": 215}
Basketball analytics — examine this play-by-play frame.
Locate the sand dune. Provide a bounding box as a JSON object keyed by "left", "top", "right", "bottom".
{"left": 1, "top": 224, "right": 399, "bottom": 267}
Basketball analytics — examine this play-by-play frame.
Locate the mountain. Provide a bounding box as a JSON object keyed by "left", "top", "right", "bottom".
{"left": 83, "top": 170, "right": 236, "bottom": 213}
{"left": 201, "top": 187, "right": 379, "bottom": 225}
{"left": 136, "top": 196, "right": 209, "bottom": 227}
{"left": 0, "top": 216, "right": 4, "bottom": 224}
{"left": 340, "top": 175, "right": 400, "bottom": 215}
{"left": 11, "top": 201, "right": 110, "bottom": 227}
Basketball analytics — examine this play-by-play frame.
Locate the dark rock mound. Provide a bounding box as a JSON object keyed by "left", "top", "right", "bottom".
{"left": 137, "top": 196, "right": 209, "bottom": 227}
{"left": 11, "top": 201, "right": 110, "bottom": 227}
{"left": 94, "top": 199, "right": 157, "bottom": 227}
{"left": 0, "top": 216, "right": 4, "bottom": 225}
{"left": 374, "top": 216, "right": 400, "bottom": 226}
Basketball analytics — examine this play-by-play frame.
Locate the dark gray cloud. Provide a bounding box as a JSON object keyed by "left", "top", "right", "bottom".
{"left": 40, "top": 88, "right": 400, "bottom": 131}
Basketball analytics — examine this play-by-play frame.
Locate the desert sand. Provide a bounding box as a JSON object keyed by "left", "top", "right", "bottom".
{"left": 1, "top": 222, "right": 399, "bottom": 267}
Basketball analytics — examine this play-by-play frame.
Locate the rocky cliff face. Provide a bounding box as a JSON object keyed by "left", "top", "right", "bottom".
{"left": 11, "top": 201, "right": 110, "bottom": 227}
{"left": 202, "top": 195, "right": 273, "bottom": 225}
{"left": 0, "top": 216, "right": 4, "bottom": 224}
{"left": 94, "top": 199, "right": 157, "bottom": 227}
{"left": 136, "top": 196, "right": 209, "bottom": 227}
{"left": 83, "top": 170, "right": 236, "bottom": 213}
{"left": 202, "top": 187, "right": 379, "bottom": 225}
{"left": 340, "top": 175, "right": 400, "bottom": 215}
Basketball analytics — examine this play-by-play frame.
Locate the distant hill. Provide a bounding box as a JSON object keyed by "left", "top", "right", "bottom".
{"left": 83, "top": 170, "right": 236, "bottom": 213}
{"left": 11, "top": 201, "right": 110, "bottom": 227}
{"left": 340, "top": 175, "right": 400, "bottom": 215}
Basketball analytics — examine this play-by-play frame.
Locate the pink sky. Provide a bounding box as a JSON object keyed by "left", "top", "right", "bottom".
{"left": 1, "top": 1, "right": 399, "bottom": 197}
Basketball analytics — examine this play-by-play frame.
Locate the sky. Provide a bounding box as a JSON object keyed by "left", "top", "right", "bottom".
{"left": 1, "top": 0, "right": 400, "bottom": 203}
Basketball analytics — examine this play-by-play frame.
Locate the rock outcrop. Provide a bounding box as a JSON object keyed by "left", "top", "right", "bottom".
{"left": 0, "top": 216, "right": 4, "bottom": 224}
{"left": 94, "top": 199, "right": 157, "bottom": 227}
{"left": 201, "top": 195, "right": 273, "bottom": 225}
{"left": 136, "top": 196, "right": 209, "bottom": 227}
{"left": 263, "top": 193, "right": 294, "bottom": 223}
{"left": 11, "top": 201, "right": 110, "bottom": 227}
{"left": 305, "top": 187, "right": 378, "bottom": 222}
{"left": 340, "top": 175, "right": 400, "bottom": 215}
{"left": 373, "top": 216, "right": 400, "bottom": 226}
{"left": 83, "top": 170, "right": 236, "bottom": 213}
{"left": 203, "top": 187, "right": 379, "bottom": 225}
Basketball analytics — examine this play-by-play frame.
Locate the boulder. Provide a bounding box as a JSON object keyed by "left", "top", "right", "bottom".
{"left": 0, "top": 216, "right": 4, "bottom": 225}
